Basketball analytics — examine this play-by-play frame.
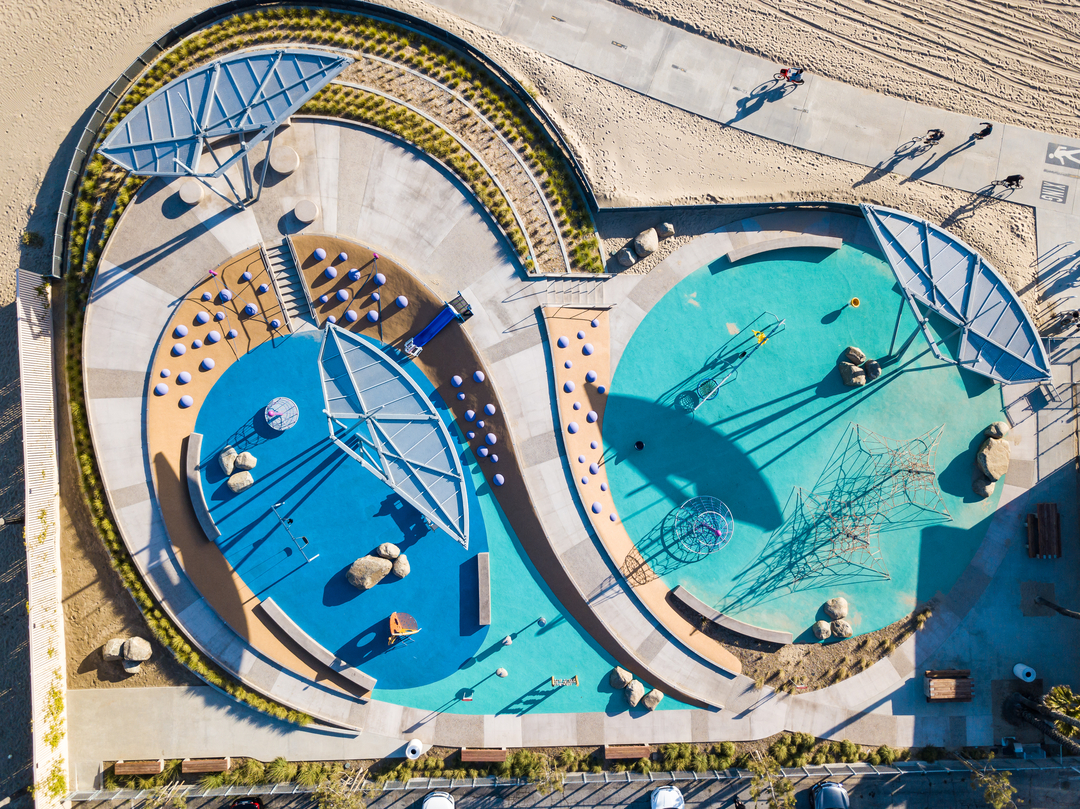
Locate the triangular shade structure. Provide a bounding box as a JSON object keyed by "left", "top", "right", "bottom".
{"left": 861, "top": 204, "right": 1051, "bottom": 385}
{"left": 318, "top": 325, "right": 469, "bottom": 547}
{"left": 100, "top": 49, "right": 351, "bottom": 177}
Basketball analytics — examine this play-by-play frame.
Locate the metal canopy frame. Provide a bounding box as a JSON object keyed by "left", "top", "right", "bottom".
{"left": 861, "top": 204, "right": 1051, "bottom": 385}
{"left": 99, "top": 48, "right": 352, "bottom": 207}
{"left": 317, "top": 325, "right": 469, "bottom": 548}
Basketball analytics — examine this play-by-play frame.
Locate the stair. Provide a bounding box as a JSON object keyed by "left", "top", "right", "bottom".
{"left": 264, "top": 239, "right": 316, "bottom": 331}
{"left": 543, "top": 278, "right": 606, "bottom": 307}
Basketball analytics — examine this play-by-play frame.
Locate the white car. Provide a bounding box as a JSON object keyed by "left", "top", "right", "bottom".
{"left": 650, "top": 785, "right": 685, "bottom": 809}
{"left": 422, "top": 792, "right": 455, "bottom": 809}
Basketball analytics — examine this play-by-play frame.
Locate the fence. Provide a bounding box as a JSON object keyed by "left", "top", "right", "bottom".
{"left": 16, "top": 268, "right": 68, "bottom": 809}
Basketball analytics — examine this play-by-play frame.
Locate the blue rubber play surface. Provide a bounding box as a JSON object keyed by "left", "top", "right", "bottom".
{"left": 604, "top": 244, "right": 1005, "bottom": 641}
{"left": 195, "top": 331, "right": 686, "bottom": 713}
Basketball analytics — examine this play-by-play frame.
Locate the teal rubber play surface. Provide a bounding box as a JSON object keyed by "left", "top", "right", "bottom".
{"left": 195, "top": 331, "right": 686, "bottom": 713}
{"left": 604, "top": 244, "right": 1004, "bottom": 641}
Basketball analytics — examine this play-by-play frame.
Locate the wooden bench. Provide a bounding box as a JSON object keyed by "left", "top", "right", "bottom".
{"left": 114, "top": 759, "right": 164, "bottom": 776}
{"left": 604, "top": 745, "right": 651, "bottom": 760}
{"left": 184, "top": 433, "right": 221, "bottom": 541}
{"left": 477, "top": 552, "right": 491, "bottom": 626}
{"left": 1027, "top": 503, "right": 1061, "bottom": 559}
{"left": 672, "top": 586, "right": 793, "bottom": 645}
{"left": 924, "top": 669, "right": 974, "bottom": 702}
{"left": 726, "top": 235, "right": 843, "bottom": 264}
{"left": 260, "top": 597, "right": 377, "bottom": 691}
{"left": 459, "top": 747, "right": 508, "bottom": 763}
{"left": 182, "top": 757, "right": 231, "bottom": 774}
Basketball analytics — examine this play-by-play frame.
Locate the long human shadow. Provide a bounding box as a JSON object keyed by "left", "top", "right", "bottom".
{"left": 900, "top": 136, "right": 978, "bottom": 184}
{"left": 723, "top": 79, "right": 796, "bottom": 125}
{"left": 853, "top": 139, "right": 931, "bottom": 188}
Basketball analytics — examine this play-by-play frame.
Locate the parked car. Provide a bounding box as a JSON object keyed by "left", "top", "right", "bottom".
{"left": 810, "top": 780, "right": 850, "bottom": 809}
{"left": 423, "top": 791, "right": 455, "bottom": 809}
{"left": 650, "top": 785, "right": 685, "bottom": 809}
{"left": 228, "top": 800, "right": 263, "bottom": 809}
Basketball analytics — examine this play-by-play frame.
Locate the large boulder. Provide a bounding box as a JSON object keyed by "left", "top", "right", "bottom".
{"left": 625, "top": 679, "right": 645, "bottom": 707}
{"left": 812, "top": 620, "right": 832, "bottom": 640}
{"left": 377, "top": 542, "right": 401, "bottom": 560}
{"left": 610, "top": 666, "right": 632, "bottom": 688}
{"left": 122, "top": 659, "right": 143, "bottom": 675}
{"left": 633, "top": 228, "right": 659, "bottom": 257}
{"left": 234, "top": 451, "right": 257, "bottom": 471}
{"left": 392, "top": 554, "right": 410, "bottom": 578}
{"left": 227, "top": 471, "right": 254, "bottom": 493}
{"left": 977, "top": 437, "right": 1011, "bottom": 481}
{"left": 616, "top": 247, "right": 637, "bottom": 268}
{"left": 347, "top": 556, "right": 392, "bottom": 590}
{"left": 863, "top": 360, "right": 881, "bottom": 381}
{"left": 122, "top": 637, "right": 152, "bottom": 662}
{"left": 838, "top": 362, "right": 866, "bottom": 387}
{"left": 657, "top": 222, "right": 675, "bottom": 239}
{"left": 642, "top": 689, "right": 665, "bottom": 710}
{"left": 843, "top": 346, "right": 867, "bottom": 365}
{"left": 219, "top": 446, "right": 238, "bottom": 476}
{"left": 985, "top": 421, "right": 1011, "bottom": 439}
{"left": 103, "top": 638, "right": 125, "bottom": 661}
{"left": 831, "top": 619, "right": 853, "bottom": 639}
{"left": 824, "top": 597, "right": 849, "bottom": 620}
{"left": 973, "top": 477, "right": 996, "bottom": 498}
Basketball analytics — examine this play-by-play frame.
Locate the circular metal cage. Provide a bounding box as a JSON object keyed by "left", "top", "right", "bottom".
{"left": 675, "top": 495, "right": 734, "bottom": 555}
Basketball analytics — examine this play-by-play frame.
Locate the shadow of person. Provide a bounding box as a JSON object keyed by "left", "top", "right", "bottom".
{"left": 901, "top": 136, "right": 979, "bottom": 185}
{"left": 724, "top": 80, "right": 792, "bottom": 125}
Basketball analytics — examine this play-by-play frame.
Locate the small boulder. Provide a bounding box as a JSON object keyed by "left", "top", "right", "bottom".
{"left": 103, "top": 638, "right": 125, "bottom": 661}
{"left": 625, "top": 679, "right": 645, "bottom": 707}
{"left": 377, "top": 542, "right": 401, "bottom": 560}
{"left": 824, "top": 597, "right": 849, "bottom": 620}
{"left": 863, "top": 360, "right": 881, "bottom": 381}
{"left": 122, "top": 637, "right": 152, "bottom": 662}
{"left": 657, "top": 222, "right": 675, "bottom": 239}
{"left": 973, "top": 477, "right": 996, "bottom": 498}
{"left": 977, "top": 437, "right": 1011, "bottom": 481}
{"left": 838, "top": 361, "right": 866, "bottom": 387}
{"left": 347, "top": 555, "right": 393, "bottom": 590}
{"left": 219, "top": 446, "right": 238, "bottom": 475}
{"left": 831, "top": 619, "right": 853, "bottom": 639}
{"left": 616, "top": 247, "right": 637, "bottom": 268}
{"left": 642, "top": 689, "right": 665, "bottom": 710}
{"left": 813, "top": 620, "right": 832, "bottom": 640}
{"left": 227, "top": 471, "right": 254, "bottom": 493}
{"left": 122, "top": 659, "right": 143, "bottom": 675}
{"left": 985, "top": 421, "right": 1010, "bottom": 439}
{"left": 633, "top": 228, "right": 659, "bottom": 257}
{"left": 609, "top": 666, "right": 633, "bottom": 688}
{"left": 234, "top": 451, "right": 257, "bottom": 471}
{"left": 392, "top": 554, "right": 410, "bottom": 578}
{"left": 843, "top": 346, "right": 866, "bottom": 365}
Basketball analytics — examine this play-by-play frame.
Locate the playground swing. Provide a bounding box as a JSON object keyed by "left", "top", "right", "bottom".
{"left": 388, "top": 611, "right": 421, "bottom": 645}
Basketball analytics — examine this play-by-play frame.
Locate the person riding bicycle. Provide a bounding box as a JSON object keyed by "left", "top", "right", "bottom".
{"left": 924, "top": 128, "right": 945, "bottom": 144}
{"left": 779, "top": 67, "right": 804, "bottom": 84}
{"left": 999, "top": 174, "right": 1024, "bottom": 189}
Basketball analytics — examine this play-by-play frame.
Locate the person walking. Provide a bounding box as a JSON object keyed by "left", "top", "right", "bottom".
{"left": 974, "top": 122, "right": 993, "bottom": 139}
{"left": 924, "top": 128, "right": 945, "bottom": 144}
{"left": 733, "top": 798, "right": 748, "bottom": 809}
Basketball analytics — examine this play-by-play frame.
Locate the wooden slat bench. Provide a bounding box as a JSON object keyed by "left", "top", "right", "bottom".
{"left": 1027, "top": 503, "right": 1061, "bottom": 559}
{"left": 604, "top": 744, "right": 651, "bottom": 760}
{"left": 181, "top": 757, "right": 231, "bottom": 774}
{"left": 114, "top": 759, "right": 164, "bottom": 776}
{"left": 924, "top": 669, "right": 974, "bottom": 702}
{"left": 459, "top": 747, "right": 507, "bottom": 763}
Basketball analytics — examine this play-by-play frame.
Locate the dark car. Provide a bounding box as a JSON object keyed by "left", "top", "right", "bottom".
{"left": 810, "top": 781, "right": 850, "bottom": 809}
{"left": 229, "top": 800, "right": 264, "bottom": 809}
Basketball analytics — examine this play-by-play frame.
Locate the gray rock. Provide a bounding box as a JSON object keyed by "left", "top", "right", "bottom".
{"left": 347, "top": 555, "right": 393, "bottom": 590}
{"left": 219, "top": 446, "right": 237, "bottom": 476}
{"left": 812, "top": 620, "right": 832, "bottom": 640}
{"left": 824, "top": 597, "right": 849, "bottom": 620}
{"left": 377, "top": 542, "right": 401, "bottom": 560}
{"left": 973, "top": 476, "right": 996, "bottom": 498}
{"left": 625, "top": 679, "right": 645, "bottom": 707}
{"left": 838, "top": 361, "right": 866, "bottom": 387}
{"left": 657, "top": 222, "right": 675, "bottom": 239}
{"left": 633, "top": 228, "right": 659, "bottom": 257}
{"left": 496, "top": 667, "right": 508, "bottom": 678}
{"left": 831, "top": 619, "right": 853, "bottom": 638}
{"left": 122, "top": 637, "right": 152, "bottom": 662}
{"left": 843, "top": 346, "right": 866, "bottom": 365}
{"left": 609, "top": 666, "right": 633, "bottom": 688}
{"left": 642, "top": 689, "right": 665, "bottom": 710}
{"left": 977, "top": 436, "right": 1011, "bottom": 481}
{"left": 227, "top": 471, "right": 254, "bottom": 493}
{"left": 985, "top": 421, "right": 1011, "bottom": 439}
{"left": 234, "top": 451, "right": 257, "bottom": 471}
{"left": 103, "top": 638, "right": 125, "bottom": 661}
{"left": 122, "top": 659, "right": 143, "bottom": 675}
{"left": 863, "top": 360, "right": 881, "bottom": 381}
{"left": 616, "top": 247, "right": 637, "bottom": 268}
{"left": 392, "top": 554, "right": 410, "bottom": 578}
